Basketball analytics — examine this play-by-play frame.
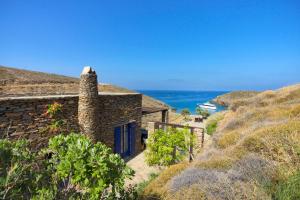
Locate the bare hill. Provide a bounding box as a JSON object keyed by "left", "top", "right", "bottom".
{"left": 0, "top": 65, "right": 79, "bottom": 85}
{"left": 0, "top": 65, "right": 168, "bottom": 109}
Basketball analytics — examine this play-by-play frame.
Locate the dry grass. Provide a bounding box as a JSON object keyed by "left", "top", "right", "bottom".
{"left": 142, "top": 83, "right": 300, "bottom": 199}
{"left": 140, "top": 162, "right": 189, "bottom": 200}
{"left": 195, "top": 154, "right": 236, "bottom": 170}
{"left": 217, "top": 131, "right": 240, "bottom": 148}
{"left": 241, "top": 121, "right": 300, "bottom": 165}
{"left": 165, "top": 184, "right": 207, "bottom": 200}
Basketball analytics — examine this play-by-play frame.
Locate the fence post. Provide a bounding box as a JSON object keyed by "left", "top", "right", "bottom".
{"left": 201, "top": 129, "right": 205, "bottom": 148}
{"left": 189, "top": 128, "right": 194, "bottom": 162}
{"left": 147, "top": 122, "right": 156, "bottom": 136}
{"left": 172, "top": 146, "right": 177, "bottom": 164}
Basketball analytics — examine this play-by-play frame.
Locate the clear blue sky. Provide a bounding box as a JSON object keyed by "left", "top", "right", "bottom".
{"left": 1, "top": 0, "right": 299, "bottom": 91}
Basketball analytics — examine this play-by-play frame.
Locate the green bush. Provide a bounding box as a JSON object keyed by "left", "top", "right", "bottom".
{"left": 145, "top": 128, "right": 194, "bottom": 166}
{"left": 0, "top": 133, "right": 136, "bottom": 200}
{"left": 206, "top": 120, "right": 218, "bottom": 135}
{"left": 205, "top": 113, "right": 224, "bottom": 135}
{"left": 40, "top": 133, "right": 135, "bottom": 199}
{"left": 274, "top": 170, "right": 300, "bottom": 200}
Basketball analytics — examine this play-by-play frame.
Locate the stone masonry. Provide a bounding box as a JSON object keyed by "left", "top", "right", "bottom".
{"left": 78, "top": 66, "right": 100, "bottom": 142}
{"left": 0, "top": 95, "right": 80, "bottom": 150}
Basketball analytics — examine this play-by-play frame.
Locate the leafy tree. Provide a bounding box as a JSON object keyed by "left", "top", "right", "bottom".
{"left": 145, "top": 128, "right": 194, "bottom": 166}
{"left": 196, "top": 107, "right": 210, "bottom": 119}
{"left": 181, "top": 108, "right": 191, "bottom": 121}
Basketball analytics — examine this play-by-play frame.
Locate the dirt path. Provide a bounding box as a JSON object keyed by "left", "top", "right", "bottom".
{"left": 126, "top": 152, "right": 161, "bottom": 186}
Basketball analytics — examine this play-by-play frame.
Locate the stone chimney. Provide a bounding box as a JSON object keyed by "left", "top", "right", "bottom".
{"left": 78, "top": 66, "right": 99, "bottom": 142}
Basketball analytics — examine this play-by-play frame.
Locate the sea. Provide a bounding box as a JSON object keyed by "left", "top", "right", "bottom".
{"left": 139, "top": 90, "right": 228, "bottom": 114}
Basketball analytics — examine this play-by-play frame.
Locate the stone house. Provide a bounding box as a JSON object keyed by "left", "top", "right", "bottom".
{"left": 0, "top": 66, "right": 169, "bottom": 159}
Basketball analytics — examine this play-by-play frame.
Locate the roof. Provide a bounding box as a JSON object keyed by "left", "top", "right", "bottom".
{"left": 142, "top": 106, "right": 168, "bottom": 115}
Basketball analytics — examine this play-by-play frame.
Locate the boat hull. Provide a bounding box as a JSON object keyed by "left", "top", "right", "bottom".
{"left": 199, "top": 105, "right": 217, "bottom": 110}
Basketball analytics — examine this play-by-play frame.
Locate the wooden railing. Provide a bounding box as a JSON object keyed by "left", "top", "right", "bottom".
{"left": 152, "top": 122, "right": 205, "bottom": 162}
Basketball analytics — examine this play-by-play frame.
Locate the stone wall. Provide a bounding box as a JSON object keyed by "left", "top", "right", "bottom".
{"left": 0, "top": 93, "right": 143, "bottom": 155}
{"left": 0, "top": 95, "right": 79, "bottom": 150}
{"left": 142, "top": 112, "right": 163, "bottom": 128}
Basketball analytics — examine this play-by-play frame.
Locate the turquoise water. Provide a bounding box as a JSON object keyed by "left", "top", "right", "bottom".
{"left": 139, "top": 90, "right": 228, "bottom": 114}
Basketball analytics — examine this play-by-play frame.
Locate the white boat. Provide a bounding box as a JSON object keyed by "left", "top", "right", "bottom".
{"left": 198, "top": 102, "right": 217, "bottom": 110}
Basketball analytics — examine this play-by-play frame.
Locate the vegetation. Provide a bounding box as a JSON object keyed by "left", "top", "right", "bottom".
{"left": 140, "top": 162, "right": 188, "bottom": 199}
{"left": 136, "top": 173, "right": 159, "bottom": 196}
{"left": 142, "top": 83, "right": 300, "bottom": 199}
{"left": 206, "top": 121, "right": 217, "bottom": 135}
{"left": 213, "top": 91, "right": 259, "bottom": 107}
{"left": 0, "top": 133, "right": 135, "bottom": 200}
{"left": 45, "top": 102, "right": 65, "bottom": 132}
{"left": 180, "top": 108, "right": 191, "bottom": 121}
{"left": 205, "top": 112, "right": 224, "bottom": 135}
{"left": 196, "top": 107, "right": 210, "bottom": 118}
{"left": 274, "top": 170, "right": 300, "bottom": 200}
{"left": 145, "top": 128, "right": 194, "bottom": 166}
{"left": 0, "top": 139, "right": 37, "bottom": 199}
{"left": 216, "top": 131, "right": 240, "bottom": 148}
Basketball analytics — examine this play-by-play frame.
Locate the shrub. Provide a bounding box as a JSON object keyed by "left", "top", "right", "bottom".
{"left": 195, "top": 156, "right": 234, "bottom": 170}
{"left": 0, "top": 139, "right": 38, "bottom": 199}
{"left": 169, "top": 167, "right": 271, "bottom": 200}
{"left": 0, "top": 134, "right": 135, "bottom": 200}
{"left": 206, "top": 121, "right": 217, "bottom": 135}
{"left": 196, "top": 107, "right": 210, "bottom": 119}
{"left": 205, "top": 112, "right": 224, "bottom": 135}
{"left": 145, "top": 128, "right": 194, "bottom": 166}
{"left": 46, "top": 102, "right": 62, "bottom": 118}
{"left": 166, "top": 184, "right": 207, "bottom": 200}
{"left": 42, "top": 102, "right": 65, "bottom": 133}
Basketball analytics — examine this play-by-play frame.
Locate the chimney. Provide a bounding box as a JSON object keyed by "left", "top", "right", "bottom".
{"left": 78, "top": 66, "right": 99, "bottom": 141}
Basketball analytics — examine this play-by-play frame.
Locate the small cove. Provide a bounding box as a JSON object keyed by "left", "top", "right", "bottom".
{"left": 139, "top": 90, "right": 228, "bottom": 114}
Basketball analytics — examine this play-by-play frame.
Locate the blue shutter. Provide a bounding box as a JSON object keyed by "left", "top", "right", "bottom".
{"left": 129, "top": 122, "right": 136, "bottom": 155}
{"left": 114, "top": 126, "right": 121, "bottom": 154}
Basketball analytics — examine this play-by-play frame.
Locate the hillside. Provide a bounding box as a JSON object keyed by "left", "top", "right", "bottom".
{"left": 142, "top": 83, "right": 300, "bottom": 200}
{"left": 0, "top": 65, "right": 168, "bottom": 109}
{"left": 213, "top": 90, "right": 259, "bottom": 108}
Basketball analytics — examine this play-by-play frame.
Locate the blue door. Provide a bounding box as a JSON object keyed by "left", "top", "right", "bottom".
{"left": 114, "top": 122, "right": 136, "bottom": 158}
{"left": 128, "top": 122, "right": 136, "bottom": 156}
{"left": 114, "top": 126, "right": 121, "bottom": 154}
